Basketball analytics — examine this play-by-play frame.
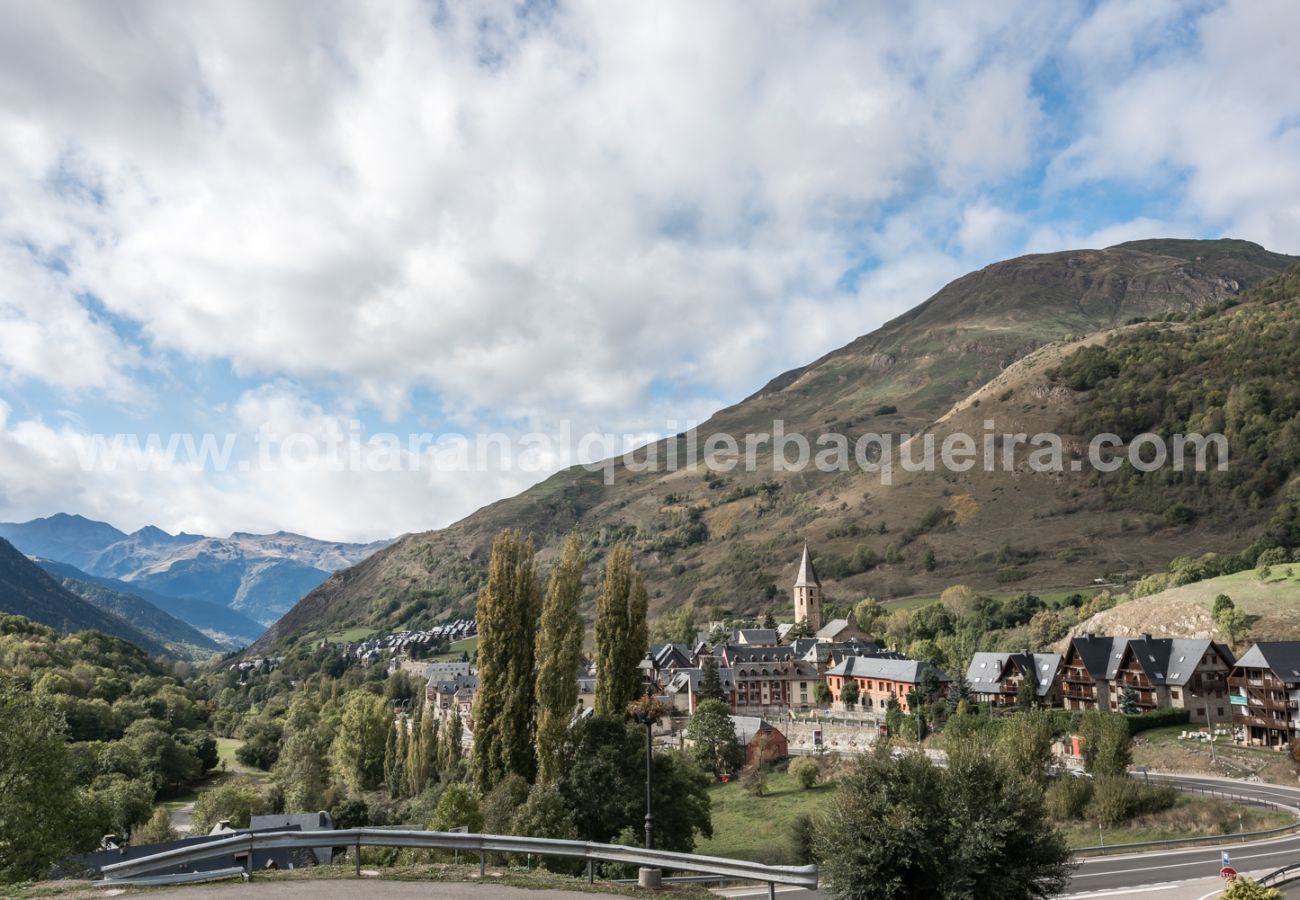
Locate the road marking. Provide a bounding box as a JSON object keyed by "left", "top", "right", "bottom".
{"left": 714, "top": 887, "right": 812, "bottom": 898}
{"left": 1061, "top": 884, "right": 1181, "bottom": 898}
{"left": 1072, "top": 844, "right": 1300, "bottom": 879}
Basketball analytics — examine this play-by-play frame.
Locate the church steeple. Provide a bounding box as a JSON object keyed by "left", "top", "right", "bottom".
{"left": 793, "top": 542, "right": 823, "bottom": 631}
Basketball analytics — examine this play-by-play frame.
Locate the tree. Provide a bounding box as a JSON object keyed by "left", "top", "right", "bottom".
{"left": 840, "top": 679, "right": 860, "bottom": 709}
{"left": 594, "top": 545, "right": 649, "bottom": 716}
{"left": 332, "top": 691, "right": 392, "bottom": 792}
{"left": 535, "top": 533, "right": 586, "bottom": 784}
{"left": 406, "top": 703, "right": 436, "bottom": 796}
{"left": 761, "top": 611, "right": 777, "bottom": 630}
{"left": 512, "top": 782, "right": 580, "bottom": 872}
{"left": 482, "top": 773, "right": 531, "bottom": 835}
{"left": 1016, "top": 671, "right": 1038, "bottom": 711}
{"left": 1217, "top": 606, "right": 1249, "bottom": 646}
{"left": 236, "top": 718, "right": 282, "bottom": 771}
{"left": 275, "top": 729, "right": 329, "bottom": 813}
{"left": 1213, "top": 594, "right": 1235, "bottom": 618}
{"left": 438, "top": 711, "right": 463, "bottom": 773}
{"left": 653, "top": 606, "right": 697, "bottom": 645}
{"left": 699, "top": 655, "right": 725, "bottom": 702}
{"left": 1078, "top": 711, "right": 1131, "bottom": 777}
{"left": 0, "top": 679, "right": 90, "bottom": 881}
{"left": 789, "top": 618, "right": 815, "bottom": 639}
{"left": 472, "top": 529, "right": 542, "bottom": 792}
{"left": 939, "top": 584, "right": 977, "bottom": 617}
{"left": 814, "top": 681, "right": 832, "bottom": 706}
{"left": 191, "top": 779, "right": 268, "bottom": 834}
{"left": 995, "top": 710, "right": 1053, "bottom": 788}
{"left": 687, "top": 699, "right": 742, "bottom": 776}
{"left": 428, "top": 782, "right": 483, "bottom": 833}
{"left": 789, "top": 757, "right": 819, "bottom": 789}
{"left": 133, "top": 808, "right": 178, "bottom": 845}
{"left": 814, "top": 748, "right": 1071, "bottom": 900}
{"left": 853, "top": 598, "right": 886, "bottom": 635}
{"left": 1118, "top": 685, "right": 1140, "bottom": 716}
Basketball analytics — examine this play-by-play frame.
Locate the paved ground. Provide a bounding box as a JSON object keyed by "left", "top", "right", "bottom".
{"left": 146, "top": 883, "right": 609, "bottom": 899}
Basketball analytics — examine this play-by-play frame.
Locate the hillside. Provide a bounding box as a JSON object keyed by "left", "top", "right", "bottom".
{"left": 252, "top": 240, "right": 1299, "bottom": 652}
{"left": 0, "top": 537, "right": 168, "bottom": 656}
{"left": 0, "top": 515, "right": 393, "bottom": 626}
{"left": 37, "top": 559, "right": 225, "bottom": 657}
{"left": 34, "top": 559, "right": 264, "bottom": 648}
{"left": 1067, "top": 568, "right": 1300, "bottom": 646}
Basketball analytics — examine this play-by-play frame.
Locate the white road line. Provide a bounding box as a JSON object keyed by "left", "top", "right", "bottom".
{"left": 1061, "top": 883, "right": 1181, "bottom": 898}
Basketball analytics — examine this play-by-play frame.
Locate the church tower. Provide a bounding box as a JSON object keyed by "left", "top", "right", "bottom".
{"left": 792, "top": 543, "right": 823, "bottom": 632}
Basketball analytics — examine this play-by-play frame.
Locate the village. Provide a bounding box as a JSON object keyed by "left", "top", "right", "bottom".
{"left": 380, "top": 546, "right": 1300, "bottom": 766}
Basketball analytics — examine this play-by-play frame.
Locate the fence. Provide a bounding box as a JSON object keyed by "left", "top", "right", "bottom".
{"left": 99, "top": 827, "right": 818, "bottom": 897}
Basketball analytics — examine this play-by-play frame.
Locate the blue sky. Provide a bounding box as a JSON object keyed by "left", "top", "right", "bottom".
{"left": 0, "top": 0, "right": 1297, "bottom": 541}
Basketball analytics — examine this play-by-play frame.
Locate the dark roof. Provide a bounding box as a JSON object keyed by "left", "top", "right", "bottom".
{"left": 825, "top": 656, "right": 951, "bottom": 684}
{"left": 1068, "top": 635, "right": 1122, "bottom": 680}
{"left": 1236, "top": 642, "right": 1300, "bottom": 682}
{"left": 795, "top": 543, "right": 821, "bottom": 588}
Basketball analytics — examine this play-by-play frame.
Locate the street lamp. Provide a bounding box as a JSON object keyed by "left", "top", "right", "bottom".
{"left": 629, "top": 657, "right": 671, "bottom": 891}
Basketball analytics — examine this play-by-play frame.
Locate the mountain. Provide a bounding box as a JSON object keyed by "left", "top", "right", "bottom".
{"left": 236, "top": 239, "right": 1299, "bottom": 653}
{"left": 0, "top": 517, "right": 393, "bottom": 627}
{"left": 34, "top": 559, "right": 265, "bottom": 649}
{"left": 37, "top": 560, "right": 223, "bottom": 658}
{"left": 0, "top": 537, "right": 168, "bottom": 656}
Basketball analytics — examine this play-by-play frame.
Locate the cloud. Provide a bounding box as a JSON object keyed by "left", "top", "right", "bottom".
{"left": 1, "top": 1, "right": 1298, "bottom": 538}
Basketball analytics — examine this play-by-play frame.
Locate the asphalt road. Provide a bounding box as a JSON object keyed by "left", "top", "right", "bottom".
{"left": 1067, "top": 773, "right": 1300, "bottom": 895}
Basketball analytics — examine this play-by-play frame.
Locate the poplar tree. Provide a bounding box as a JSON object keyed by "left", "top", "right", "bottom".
{"left": 471, "top": 529, "right": 542, "bottom": 793}
{"left": 594, "top": 545, "right": 651, "bottom": 716}
{"left": 438, "top": 709, "right": 463, "bottom": 772}
{"left": 534, "top": 533, "right": 587, "bottom": 783}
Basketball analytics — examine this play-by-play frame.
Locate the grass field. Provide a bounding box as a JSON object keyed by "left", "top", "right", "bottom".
{"left": 1058, "top": 794, "right": 1291, "bottom": 849}
{"left": 323, "top": 626, "right": 379, "bottom": 643}
{"left": 1074, "top": 566, "right": 1300, "bottom": 646}
{"left": 693, "top": 770, "right": 834, "bottom": 863}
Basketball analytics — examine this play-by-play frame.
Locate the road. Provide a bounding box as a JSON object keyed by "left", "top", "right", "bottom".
{"left": 1069, "top": 773, "right": 1300, "bottom": 895}
{"left": 720, "top": 772, "right": 1300, "bottom": 900}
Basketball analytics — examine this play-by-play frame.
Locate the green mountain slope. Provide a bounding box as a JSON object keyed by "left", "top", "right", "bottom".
{"left": 37, "top": 559, "right": 224, "bottom": 658}
{"left": 35, "top": 559, "right": 265, "bottom": 648}
{"left": 251, "top": 239, "right": 1298, "bottom": 653}
{"left": 0, "top": 538, "right": 168, "bottom": 657}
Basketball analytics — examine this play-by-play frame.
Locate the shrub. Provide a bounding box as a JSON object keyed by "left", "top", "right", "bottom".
{"left": 789, "top": 814, "right": 816, "bottom": 865}
{"left": 1125, "top": 708, "right": 1191, "bottom": 735}
{"left": 1045, "top": 777, "right": 1092, "bottom": 821}
{"left": 1087, "top": 775, "right": 1143, "bottom": 826}
{"left": 190, "top": 779, "right": 268, "bottom": 834}
{"left": 789, "top": 757, "right": 819, "bottom": 790}
{"left": 740, "top": 763, "right": 768, "bottom": 797}
{"left": 1222, "top": 877, "right": 1283, "bottom": 899}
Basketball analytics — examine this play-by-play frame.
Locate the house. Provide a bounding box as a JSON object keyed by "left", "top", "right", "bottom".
{"left": 802, "top": 638, "right": 900, "bottom": 674}
{"left": 665, "top": 665, "right": 737, "bottom": 714}
{"left": 733, "top": 628, "right": 779, "bottom": 647}
{"left": 815, "top": 618, "right": 871, "bottom": 644}
{"left": 718, "top": 645, "right": 820, "bottom": 712}
{"left": 966, "top": 652, "right": 1062, "bottom": 706}
{"left": 649, "top": 643, "right": 696, "bottom": 670}
{"left": 576, "top": 675, "right": 596, "bottom": 711}
{"left": 824, "top": 656, "right": 950, "bottom": 713}
{"left": 728, "top": 716, "right": 789, "bottom": 764}
{"left": 1229, "top": 642, "right": 1300, "bottom": 747}
{"left": 1062, "top": 634, "right": 1234, "bottom": 722}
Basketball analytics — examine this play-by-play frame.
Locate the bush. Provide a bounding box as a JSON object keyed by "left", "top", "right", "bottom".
{"left": 789, "top": 757, "right": 819, "bottom": 790}
{"left": 740, "top": 763, "right": 768, "bottom": 797}
{"left": 1222, "top": 877, "right": 1283, "bottom": 899}
{"left": 190, "top": 779, "right": 268, "bottom": 834}
{"left": 789, "top": 814, "right": 816, "bottom": 865}
{"left": 1087, "top": 777, "right": 1177, "bottom": 826}
{"left": 1045, "top": 777, "right": 1092, "bottom": 821}
{"left": 1125, "top": 708, "right": 1191, "bottom": 735}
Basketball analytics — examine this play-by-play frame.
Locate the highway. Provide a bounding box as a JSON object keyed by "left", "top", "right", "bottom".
{"left": 1068, "top": 773, "right": 1300, "bottom": 895}
{"left": 717, "top": 773, "right": 1300, "bottom": 900}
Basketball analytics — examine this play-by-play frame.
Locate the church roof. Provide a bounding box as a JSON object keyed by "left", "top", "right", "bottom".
{"left": 794, "top": 543, "right": 820, "bottom": 588}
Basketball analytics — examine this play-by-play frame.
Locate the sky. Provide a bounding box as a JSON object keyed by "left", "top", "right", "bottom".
{"left": 1, "top": 0, "right": 1298, "bottom": 543}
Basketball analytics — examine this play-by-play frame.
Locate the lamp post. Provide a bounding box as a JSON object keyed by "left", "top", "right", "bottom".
{"left": 630, "top": 655, "right": 668, "bottom": 890}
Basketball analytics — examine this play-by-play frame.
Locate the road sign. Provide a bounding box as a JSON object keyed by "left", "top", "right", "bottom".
{"left": 1221, "top": 851, "right": 1230, "bottom": 866}
{"left": 1221, "top": 866, "right": 1237, "bottom": 881}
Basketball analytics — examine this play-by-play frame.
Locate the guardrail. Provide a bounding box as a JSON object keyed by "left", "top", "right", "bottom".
{"left": 99, "top": 827, "right": 818, "bottom": 896}
{"left": 1072, "top": 779, "right": 1300, "bottom": 856}
{"left": 1260, "top": 861, "right": 1300, "bottom": 887}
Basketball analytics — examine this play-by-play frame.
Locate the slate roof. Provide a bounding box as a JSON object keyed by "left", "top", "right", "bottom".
{"left": 795, "top": 543, "right": 820, "bottom": 588}
{"left": 728, "top": 715, "right": 782, "bottom": 744}
{"left": 733, "top": 628, "right": 779, "bottom": 646}
{"left": 1068, "top": 635, "right": 1124, "bottom": 680}
{"left": 1235, "top": 642, "right": 1300, "bottom": 683}
{"left": 966, "top": 651, "right": 1060, "bottom": 697}
{"left": 666, "top": 666, "right": 737, "bottom": 694}
{"left": 825, "top": 656, "right": 951, "bottom": 684}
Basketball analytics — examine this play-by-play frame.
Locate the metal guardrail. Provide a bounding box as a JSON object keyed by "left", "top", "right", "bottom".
{"left": 1260, "top": 861, "right": 1300, "bottom": 887}
{"left": 1072, "top": 781, "right": 1300, "bottom": 856}
{"left": 99, "top": 827, "right": 818, "bottom": 893}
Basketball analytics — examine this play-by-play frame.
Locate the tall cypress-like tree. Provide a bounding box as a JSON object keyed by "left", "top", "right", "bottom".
{"left": 472, "top": 529, "right": 542, "bottom": 793}
{"left": 534, "top": 533, "right": 587, "bottom": 783}
{"left": 594, "top": 545, "right": 651, "bottom": 716}
{"left": 438, "top": 709, "right": 463, "bottom": 773}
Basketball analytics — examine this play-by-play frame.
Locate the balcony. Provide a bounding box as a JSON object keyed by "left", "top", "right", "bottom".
{"left": 1230, "top": 673, "right": 1288, "bottom": 690}
{"left": 1233, "top": 711, "right": 1292, "bottom": 732}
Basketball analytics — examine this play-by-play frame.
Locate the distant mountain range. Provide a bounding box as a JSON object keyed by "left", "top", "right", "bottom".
{"left": 248, "top": 238, "right": 1300, "bottom": 654}
{"left": 0, "top": 514, "right": 394, "bottom": 629}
